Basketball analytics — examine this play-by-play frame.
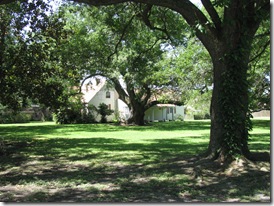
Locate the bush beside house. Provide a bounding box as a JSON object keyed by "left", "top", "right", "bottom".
{"left": 0, "top": 104, "right": 51, "bottom": 123}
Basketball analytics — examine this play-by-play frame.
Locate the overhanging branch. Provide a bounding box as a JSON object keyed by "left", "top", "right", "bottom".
{"left": 140, "top": 4, "right": 172, "bottom": 41}
{"left": 107, "top": 14, "right": 136, "bottom": 60}
{"left": 249, "top": 39, "right": 270, "bottom": 63}
{"left": 79, "top": 73, "right": 105, "bottom": 93}
{"left": 201, "top": 0, "right": 222, "bottom": 31}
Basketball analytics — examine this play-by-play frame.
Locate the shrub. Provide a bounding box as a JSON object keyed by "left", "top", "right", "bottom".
{"left": 53, "top": 103, "right": 97, "bottom": 124}
{"left": 54, "top": 108, "right": 78, "bottom": 124}
{"left": 194, "top": 113, "right": 211, "bottom": 120}
{"left": 175, "top": 114, "right": 184, "bottom": 121}
{"left": 0, "top": 112, "right": 31, "bottom": 123}
{"left": 98, "top": 103, "right": 114, "bottom": 123}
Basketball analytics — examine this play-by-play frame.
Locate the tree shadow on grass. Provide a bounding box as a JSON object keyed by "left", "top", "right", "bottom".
{"left": 251, "top": 119, "right": 270, "bottom": 129}
{"left": 1, "top": 155, "right": 270, "bottom": 202}
{"left": 0, "top": 135, "right": 206, "bottom": 171}
{"left": 248, "top": 133, "right": 270, "bottom": 151}
{"left": 0, "top": 134, "right": 270, "bottom": 202}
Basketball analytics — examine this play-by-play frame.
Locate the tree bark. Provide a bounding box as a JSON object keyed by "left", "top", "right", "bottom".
{"left": 205, "top": 7, "right": 263, "bottom": 161}
{"left": 207, "top": 51, "right": 251, "bottom": 161}
{"left": 129, "top": 104, "right": 145, "bottom": 125}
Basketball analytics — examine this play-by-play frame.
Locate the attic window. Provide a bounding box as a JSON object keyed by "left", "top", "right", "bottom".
{"left": 96, "top": 78, "right": 100, "bottom": 85}
{"left": 106, "top": 91, "right": 111, "bottom": 98}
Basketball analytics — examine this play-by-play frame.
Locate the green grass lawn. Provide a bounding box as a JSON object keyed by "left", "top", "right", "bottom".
{"left": 0, "top": 119, "right": 270, "bottom": 202}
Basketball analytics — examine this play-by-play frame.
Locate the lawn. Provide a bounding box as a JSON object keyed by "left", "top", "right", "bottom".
{"left": 0, "top": 119, "right": 270, "bottom": 202}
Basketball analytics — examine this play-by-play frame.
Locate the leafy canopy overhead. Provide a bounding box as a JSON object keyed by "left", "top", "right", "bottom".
{"left": 0, "top": 0, "right": 81, "bottom": 111}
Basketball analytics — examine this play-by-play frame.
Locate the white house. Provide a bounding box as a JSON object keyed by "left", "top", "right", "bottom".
{"left": 81, "top": 77, "right": 130, "bottom": 122}
{"left": 81, "top": 77, "right": 184, "bottom": 122}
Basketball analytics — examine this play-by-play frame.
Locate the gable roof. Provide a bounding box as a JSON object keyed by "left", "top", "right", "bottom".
{"left": 81, "top": 78, "right": 106, "bottom": 103}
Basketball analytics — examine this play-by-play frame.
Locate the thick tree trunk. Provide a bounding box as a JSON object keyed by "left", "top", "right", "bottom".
{"left": 200, "top": 0, "right": 269, "bottom": 162}
{"left": 205, "top": 26, "right": 261, "bottom": 162}
{"left": 128, "top": 103, "right": 145, "bottom": 125}
{"left": 132, "top": 109, "right": 145, "bottom": 125}
{"left": 207, "top": 53, "right": 250, "bottom": 161}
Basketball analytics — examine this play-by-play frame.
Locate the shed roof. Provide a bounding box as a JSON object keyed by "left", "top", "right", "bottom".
{"left": 156, "top": 104, "right": 176, "bottom": 107}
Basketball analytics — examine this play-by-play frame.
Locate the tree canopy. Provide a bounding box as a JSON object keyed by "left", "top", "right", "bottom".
{"left": 60, "top": 3, "right": 187, "bottom": 125}
{"left": 0, "top": 0, "right": 81, "bottom": 111}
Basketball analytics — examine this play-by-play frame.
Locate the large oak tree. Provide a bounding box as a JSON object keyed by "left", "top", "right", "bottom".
{"left": 62, "top": 4, "right": 186, "bottom": 125}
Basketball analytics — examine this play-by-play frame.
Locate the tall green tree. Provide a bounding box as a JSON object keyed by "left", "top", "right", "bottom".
{"left": 0, "top": 0, "right": 80, "bottom": 111}
{"left": 62, "top": 3, "right": 186, "bottom": 125}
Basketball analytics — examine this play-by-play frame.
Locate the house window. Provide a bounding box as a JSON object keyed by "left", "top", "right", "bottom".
{"left": 106, "top": 91, "right": 111, "bottom": 98}
{"left": 108, "top": 104, "right": 111, "bottom": 110}
{"left": 174, "top": 107, "right": 176, "bottom": 114}
{"left": 170, "top": 108, "right": 173, "bottom": 113}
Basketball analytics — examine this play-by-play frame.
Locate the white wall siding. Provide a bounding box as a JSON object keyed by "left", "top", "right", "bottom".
{"left": 145, "top": 105, "right": 184, "bottom": 122}
{"left": 88, "top": 85, "right": 118, "bottom": 122}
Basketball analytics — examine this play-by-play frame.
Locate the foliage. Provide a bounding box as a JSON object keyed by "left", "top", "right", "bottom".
{"left": 219, "top": 50, "right": 251, "bottom": 158}
{"left": 0, "top": 104, "right": 31, "bottom": 123}
{"left": 54, "top": 107, "right": 80, "bottom": 124}
{"left": 0, "top": 0, "right": 81, "bottom": 112}
{"left": 81, "top": 104, "right": 97, "bottom": 123}
{"left": 194, "top": 113, "right": 210, "bottom": 120}
{"left": 0, "top": 112, "right": 31, "bottom": 124}
{"left": 60, "top": 3, "right": 188, "bottom": 125}
{"left": 248, "top": 19, "right": 270, "bottom": 112}
{"left": 53, "top": 97, "right": 96, "bottom": 124}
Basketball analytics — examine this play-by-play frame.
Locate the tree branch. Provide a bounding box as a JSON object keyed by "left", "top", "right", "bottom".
{"left": 0, "top": 0, "right": 217, "bottom": 54}
{"left": 79, "top": 73, "right": 105, "bottom": 93}
{"left": 141, "top": 4, "right": 172, "bottom": 41}
{"left": 110, "top": 77, "right": 130, "bottom": 107}
{"left": 142, "top": 84, "right": 151, "bottom": 103}
{"left": 71, "top": 0, "right": 215, "bottom": 38}
{"left": 254, "top": 31, "right": 270, "bottom": 38}
{"left": 249, "top": 39, "right": 270, "bottom": 63}
{"left": 201, "top": 0, "right": 222, "bottom": 31}
{"left": 107, "top": 14, "right": 135, "bottom": 60}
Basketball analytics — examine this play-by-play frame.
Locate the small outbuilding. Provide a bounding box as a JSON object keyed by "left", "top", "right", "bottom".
{"left": 144, "top": 104, "right": 184, "bottom": 122}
